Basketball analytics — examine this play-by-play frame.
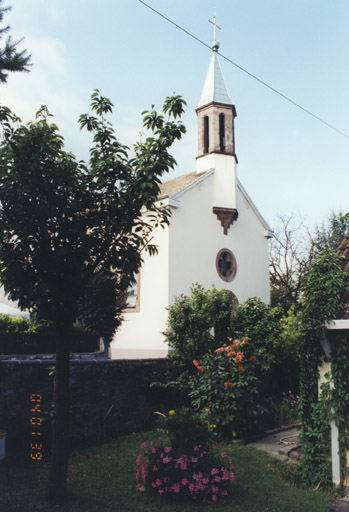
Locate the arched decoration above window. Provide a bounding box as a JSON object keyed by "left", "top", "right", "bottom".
{"left": 219, "top": 113, "right": 225, "bottom": 152}
{"left": 224, "top": 290, "right": 239, "bottom": 311}
{"left": 216, "top": 249, "right": 237, "bottom": 282}
{"left": 204, "top": 116, "right": 209, "bottom": 154}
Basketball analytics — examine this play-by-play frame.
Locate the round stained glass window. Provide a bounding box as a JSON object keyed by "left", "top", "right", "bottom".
{"left": 216, "top": 249, "right": 237, "bottom": 282}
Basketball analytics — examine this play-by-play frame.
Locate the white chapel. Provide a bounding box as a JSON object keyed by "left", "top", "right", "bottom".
{"left": 110, "top": 32, "right": 272, "bottom": 359}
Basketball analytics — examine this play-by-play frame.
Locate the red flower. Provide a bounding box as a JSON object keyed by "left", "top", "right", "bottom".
{"left": 224, "top": 382, "right": 234, "bottom": 388}
{"left": 243, "top": 337, "right": 251, "bottom": 344}
{"left": 215, "top": 347, "right": 225, "bottom": 354}
{"left": 234, "top": 352, "right": 244, "bottom": 364}
{"left": 227, "top": 351, "right": 236, "bottom": 357}
{"left": 238, "top": 365, "right": 244, "bottom": 371}
{"left": 249, "top": 356, "right": 256, "bottom": 362}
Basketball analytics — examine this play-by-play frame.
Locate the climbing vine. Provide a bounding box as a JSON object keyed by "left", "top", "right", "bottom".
{"left": 298, "top": 250, "right": 348, "bottom": 488}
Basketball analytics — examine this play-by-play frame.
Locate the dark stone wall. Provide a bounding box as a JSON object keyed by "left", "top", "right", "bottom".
{"left": 0, "top": 356, "right": 169, "bottom": 457}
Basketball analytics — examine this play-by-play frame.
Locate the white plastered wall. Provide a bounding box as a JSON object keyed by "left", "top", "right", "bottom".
{"left": 168, "top": 171, "right": 270, "bottom": 307}
{"left": 110, "top": 220, "right": 170, "bottom": 359}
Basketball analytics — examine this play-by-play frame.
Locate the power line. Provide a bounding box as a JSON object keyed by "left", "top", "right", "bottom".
{"left": 138, "top": 0, "right": 349, "bottom": 140}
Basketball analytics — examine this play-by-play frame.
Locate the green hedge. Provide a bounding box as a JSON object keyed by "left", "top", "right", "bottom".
{"left": 0, "top": 330, "right": 99, "bottom": 354}
{"left": 0, "top": 313, "right": 99, "bottom": 354}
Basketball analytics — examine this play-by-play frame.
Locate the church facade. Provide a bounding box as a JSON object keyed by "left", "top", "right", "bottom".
{"left": 110, "top": 39, "right": 272, "bottom": 359}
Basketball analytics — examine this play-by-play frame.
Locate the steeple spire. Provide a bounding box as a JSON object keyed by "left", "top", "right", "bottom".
{"left": 196, "top": 17, "right": 237, "bottom": 159}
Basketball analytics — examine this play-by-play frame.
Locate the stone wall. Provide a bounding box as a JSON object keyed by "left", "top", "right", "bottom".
{"left": 0, "top": 354, "right": 169, "bottom": 457}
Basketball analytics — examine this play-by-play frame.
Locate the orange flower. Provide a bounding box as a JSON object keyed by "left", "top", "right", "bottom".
{"left": 215, "top": 347, "right": 225, "bottom": 354}
{"left": 238, "top": 365, "right": 244, "bottom": 371}
{"left": 243, "top": 337, "right": 250, "bottom": 344}
{"left": 224, "top": 382, "right": 234, "bottom": 388}
{"left": 225, "top": 346, "right": 232, "bottom": 352}
{"left": 227, "top": 351, "right": 236, "bottom": 357}
{"left": 193, "top": 359, "right": 204, "bottom": 372}
{"left": 233, "top": 339, "right": 241, "bottom": 347}
{"left": 249, "top": 356, "right": 256, "bottom": 362}
{"left": 234, "top": 352, "right": 244, "bottom": 364}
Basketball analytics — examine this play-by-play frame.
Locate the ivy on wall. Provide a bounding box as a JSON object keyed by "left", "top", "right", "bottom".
{"left": 298, "top": 250, "right": 348, "bottom": 488}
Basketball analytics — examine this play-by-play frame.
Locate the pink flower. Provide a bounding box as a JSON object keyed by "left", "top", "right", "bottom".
{"left": 140, "top": 442, "right": 147, "bottom": 449}
{"left": 162, "top": 456, "right": 171, "bottom": 464}
{"left": 211, "top": 468, "right": 219, "bottom": 475}
{"left": 151, "top": 448, "right": 156, "bottom": 453}
{"left": 153, "top": 465, "right": 158, "bottom": 471}
{"left": 212, "top": 494, "right": 217, "bottom": 501}
{"left": 181, "top": 478, "right": 188, "bottom": 485}
{"left": 164, "top": 446, "right": 171, "bottom": 453}
{"left": 220, "top": 451, "right": 227, "bottom": 458}
{"left": 194, "top": 445, "right": 199, "bottom": 452}
{"left": 191, "top": 457, "right": 198, "bottom": 463}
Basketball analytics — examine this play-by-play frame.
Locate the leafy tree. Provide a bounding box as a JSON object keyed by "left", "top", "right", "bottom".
{"left": 270, "top": 211, "right": 348, "bottom": 312}
{"left": 0, "top": 91, "right": 186, "bottom": 503}
{"left": 77, "top": 270, "right": 124, "bottom": 354}
{"left": 312, "top": 210, "right": 347, "bottom": 255}
{"left": 0, "top": 0, "right": 31, "bottom": 83}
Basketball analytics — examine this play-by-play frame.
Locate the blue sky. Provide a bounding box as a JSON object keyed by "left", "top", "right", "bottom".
{"left": 2, "top": 0, "right": 348, "bottom": 231}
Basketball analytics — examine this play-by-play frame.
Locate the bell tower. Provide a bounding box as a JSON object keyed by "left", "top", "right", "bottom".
{"left": 196, "top": 17, "right": 237, "bottom": 166}
{"left": 196, "top": 16, "right": 238, "bottom": 234}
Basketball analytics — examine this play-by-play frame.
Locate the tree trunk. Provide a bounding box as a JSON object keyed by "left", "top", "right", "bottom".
{"left": 47, "top": 331, "right": 71, "bottom": 504}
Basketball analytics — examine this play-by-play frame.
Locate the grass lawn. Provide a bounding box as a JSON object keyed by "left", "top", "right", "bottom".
{"left": 0, "top": 430, "right": 332, "bottom": 512}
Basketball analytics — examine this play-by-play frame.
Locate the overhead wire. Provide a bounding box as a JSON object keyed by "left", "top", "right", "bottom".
{"left": 138, "top": 0, "right": 349, "bottom": 140}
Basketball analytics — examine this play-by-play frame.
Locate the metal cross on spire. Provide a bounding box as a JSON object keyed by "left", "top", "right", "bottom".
{"left": 209, "top": 12, "right": 221, "bottom": 43}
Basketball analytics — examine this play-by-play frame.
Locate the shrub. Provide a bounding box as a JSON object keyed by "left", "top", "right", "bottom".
{"left": 0, "top": 314, "right": 98, "bottom": 354}
{"left": 136, "top": 409, "right": 235, "bottom": 503}
{"left": 163, "top": 284, "right": 232, "bottom": 393}
{"left": 188, "top": 337, "right": 270, "bottom": 437}
{"left": 230, "top": 297, "right": 299, "bottom": 400}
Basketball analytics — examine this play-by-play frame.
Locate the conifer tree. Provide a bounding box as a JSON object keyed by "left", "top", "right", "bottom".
{"left": 0, "top": 0, "right": 31, "bottom": 83}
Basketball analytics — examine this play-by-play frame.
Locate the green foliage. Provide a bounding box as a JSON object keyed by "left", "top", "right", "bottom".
{"left": 279, "top": 305, "right": 304, "bottom": 359}
{"left": 0, "top": 0, "right": 31, "bottom": 83}
{"left": 188, "top": 337, "right": 270, "bottom": 437}
{"left": 230, "top": 297, "right": 300, "bottom": 402}
{"left": 302, "top": 250, "right": 347, "bottom": 326}
{"left": 0, "top": 312, "right": 29, "bottom": 332}
{"left": 330, "top": 339, "right": 349, "bottom": 484}
{"left": 156, "top": 408, "right": 214, "bottom": 454}
{"left": 163, "top": 284, "right": 232, "bottom": 392}
{"left": 312, "top": 211, "right": 348, "bottom": 255}
{"left": 0, "top": 91, "right": 186, "bottom": 504}
{"left": 230, "top": 297, "right": 283, "bottom": 371}
{"left": 77, "top": 271, "right": 124, "bottom": 344}
{"left": 297, "top": 250, "right": 348, "bottom": 489}
{"left": 136, "top": 411, "right": 235, "bottom": 502}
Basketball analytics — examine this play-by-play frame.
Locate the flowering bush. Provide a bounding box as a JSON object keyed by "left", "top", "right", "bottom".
{"left": 136, "top": 439, "right": 235, "bottom": 502}
{"left": 136, "top": 409, "right": 235, "bottom": 502}
{"left": 188, "top": 337, "right": 271, "bottom": 437}
{"left": 162, "top": 284, "right": 232, "bottom": 392}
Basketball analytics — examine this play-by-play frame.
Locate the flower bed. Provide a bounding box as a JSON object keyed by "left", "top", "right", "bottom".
{"left": 136, "top": 438, "right": 235, "bottom": 502}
